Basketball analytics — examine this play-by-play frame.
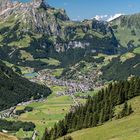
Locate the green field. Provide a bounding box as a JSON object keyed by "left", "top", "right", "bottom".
{"left": 9, "top": 86, "right": 86, "bottom": 140}
{"left": 74, "top": 88, "right": 100, "bottom": 98}
{"left": 59, "top": 96, "right": 140, "bottom": 140}
{"left": 133, "top": 47, "right": 140, "bottom": 54}
{"left": 15, "top": 95, "right": 74, "bottom": 139}
{"left": 35, "top": 58, "right": 61, "bottom": 67}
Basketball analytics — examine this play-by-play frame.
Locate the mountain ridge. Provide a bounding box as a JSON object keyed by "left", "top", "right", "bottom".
{"left": 0, "top": 0, "right": 119, "bottom": 70}
{"left": 0, "top": 1, "right": 140, "bottom": 79}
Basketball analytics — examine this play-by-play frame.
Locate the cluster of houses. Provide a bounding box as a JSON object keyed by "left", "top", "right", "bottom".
{"left": 29, "top": 68, "right": 103, "bottom": 98}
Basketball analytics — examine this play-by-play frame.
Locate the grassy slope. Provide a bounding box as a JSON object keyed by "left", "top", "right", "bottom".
{"left": 114, "top": 27, "right": 140, "bottom": 47}
{"left": 0, "top": 133, "right": 18, "bottom": 140}
{"left": 133, "top": 47, "right": 140, "bottom": 54}
{"left": 111, "top": 14, "right": 140, "bottom": 48}
{"left": 120, "top": 52, "right": 135, "bottom": 62}
{"left": 59, "top": 96, "right": 140, "bottom": 140}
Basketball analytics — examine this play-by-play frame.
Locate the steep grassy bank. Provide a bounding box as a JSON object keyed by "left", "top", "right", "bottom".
{"left": 59, "top": 96, "right": 140, "bottom": 140}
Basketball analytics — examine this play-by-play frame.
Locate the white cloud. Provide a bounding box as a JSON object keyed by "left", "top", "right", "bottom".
{"left": 93, "top": 13, "right": 124, "bottom": 22}
{"left": 94, "top": 15, "right": 108, "bottom": 21}
{"left": 73, "top": 13, "right": 124, "bottom": 22}
{"left": 107, "top": 13, "right": 124, "bottom": 22}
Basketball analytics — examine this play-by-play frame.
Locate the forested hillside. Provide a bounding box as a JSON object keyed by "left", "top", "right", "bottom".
{"left": 101, "top": 54, "right": 140, "bottom": 81}
{"left": 43, "top": 77, "right": 140, "bottom": 139}
{"left": 60, "top": 96, "right": 140, "bottom": 140}
{"left": 0, "top": 60, "right": 51, "bottom": 111}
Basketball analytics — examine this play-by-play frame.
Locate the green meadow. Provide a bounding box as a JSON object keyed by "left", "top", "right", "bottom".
{"left": 15, "top": 95, "right": 73, "bottom": 139}
{"left": 9, "top": 86, "right": 86, "bottom": 140}
{"left": 133, "top": 47, "right": 140, "bottom": 54}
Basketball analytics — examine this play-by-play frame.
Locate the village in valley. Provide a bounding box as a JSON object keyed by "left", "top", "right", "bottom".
{"left": 0, "top": 64, "right": 103, "bottom": 119}
{"left": 30, "top": 67, "right": 103, "bottom": 96}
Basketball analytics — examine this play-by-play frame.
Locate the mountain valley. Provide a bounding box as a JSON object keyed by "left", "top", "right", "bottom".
{"left": 0, "top": 0, "right": 140, "bottom": 140}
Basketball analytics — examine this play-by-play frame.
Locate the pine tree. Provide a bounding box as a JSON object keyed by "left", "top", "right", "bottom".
{"left": 117, "top": 102, "right": 133, "bottom": 119}
{"left": 64, "top": 136, "right": 73, "bottom": 140}
{"left": 134, "top": 77, "right": 140, "bottom": 96}
{"left": 128, "top": 78, "right": 135, "bottom": 99}
{"left": 53, "top": 123, "right": 58, "bottom": 139}
{"left": 42, "top": 128, "right": 51, "bottom": 140}
{"left": 124, "top": 81, "right": 130, "bottom": 100}
{"left": 122, "top": 101, "right": 128, "bottom": 117}
{"left": 92, "top": 112, "right": 98, "bottom": 127}
{"left": 128, "top": 104, "right": 133, "bottom": 115}
{"left": 99, "top": 109, "right": 104, "bottom": 124}
{"left": 83, "top": 112, "right": 89, "bottom": 128}
{"left": 109, "top": 103, "right": 114, "bottom": 120}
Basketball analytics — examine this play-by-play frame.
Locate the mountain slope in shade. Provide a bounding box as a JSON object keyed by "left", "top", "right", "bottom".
{"left": 101, "top": 53, "right": 140, "bottom": 81}
{"left": 0, "top": 60, "right": 51, "bottom": 111}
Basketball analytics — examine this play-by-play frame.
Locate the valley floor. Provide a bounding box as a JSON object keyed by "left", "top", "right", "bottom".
{"left": 7, "top": 86, "right": 86, "bottom": 140}
{"left": 59, "top": 96, "right": 140, "bottom": 140}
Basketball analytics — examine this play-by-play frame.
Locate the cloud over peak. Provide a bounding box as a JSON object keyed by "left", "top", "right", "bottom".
{"left": 107, "top": 13, "right": 124, "bottom": 21}
{"left": 94, "top": 13, "right": 124, "bottom": 22}
{"left": 94, "top": 15, "right": 108, "bottom": 21}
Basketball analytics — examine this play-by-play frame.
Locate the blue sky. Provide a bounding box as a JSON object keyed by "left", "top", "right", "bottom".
{"left": 21, "top": 0, "right": 140, "bottom": 20}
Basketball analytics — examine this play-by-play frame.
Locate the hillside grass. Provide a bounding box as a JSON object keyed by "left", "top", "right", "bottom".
{"left": 8, "top": 35, "right": 31, "bottom": 48}
{"left": 0, "top": 133, "right": 18, "bottom": 140}
{"left": 120, "top": 52, "right": 135, "bottom": 62}
{"left": 133, "top": 47, "right": 140, "bottom": 54}
{"left": 74, "top": 88, "right": 100, "bottom": 98}
{"left": 35, "top": 58, "right": 61, "bottom": 67}
{"left": 51, "top": 68, "right": 64, "bottom": 77}
{"left": 114, "top": 27, "right": 140, "bottom": 47}
{"left": 94, "top": 53, "right": 118, "bottom": 68}
{"left": 59, "top": 96, "right": 140, "bottom": 140}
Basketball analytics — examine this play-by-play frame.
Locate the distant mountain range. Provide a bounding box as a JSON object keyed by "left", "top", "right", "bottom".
{"left": 0, "top": 0, "right": 140, "bottom": 78}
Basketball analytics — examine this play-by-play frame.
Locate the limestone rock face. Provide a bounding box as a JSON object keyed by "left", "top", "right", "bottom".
{"left": 0, "top": 0, "right": 12, "bottom": 11}
{"left": 0, "top": 0, "right": 69, "bottom": 35}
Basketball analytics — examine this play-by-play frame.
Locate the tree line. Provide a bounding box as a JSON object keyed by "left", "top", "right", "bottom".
{"left": 0, "top": 119, "right": 35, "bottom": 132}
{"left": 43, "top": 77, "right": 140, "bottom": 140}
